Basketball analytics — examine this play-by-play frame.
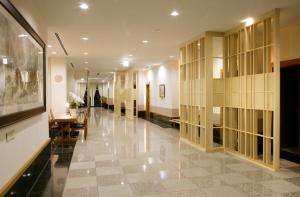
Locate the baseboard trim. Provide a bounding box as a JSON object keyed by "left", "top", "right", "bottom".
{"left": 0, "top": 138, "right": 51, "bottom": 196}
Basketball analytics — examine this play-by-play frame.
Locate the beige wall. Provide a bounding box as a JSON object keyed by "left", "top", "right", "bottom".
{"left": 150, "top": 106, "right": 179, "bottom": 117}
{"left": 50, "top": 57, "right": 67, "bottom": 116}
{"left": 280, "top": 24, "right": 300, "bottom": 61}
{"left": 0, "top": 0, "right": 49, "bottom": 190}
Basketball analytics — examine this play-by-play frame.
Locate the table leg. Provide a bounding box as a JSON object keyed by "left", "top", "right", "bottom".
{"left": 67, "top": 123, "right": 71, "bottom": 143}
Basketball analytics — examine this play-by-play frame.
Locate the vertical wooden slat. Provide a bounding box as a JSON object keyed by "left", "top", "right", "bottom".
{"left": 273, "top": 9, "right": 280, "bottom": 170}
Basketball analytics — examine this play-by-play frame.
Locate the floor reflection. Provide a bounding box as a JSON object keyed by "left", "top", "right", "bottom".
{"left": 62, "top": 108, "right": 300, "bottom": 197}
{"left": 6, "top": 143, "right": 75, "bottom": 197}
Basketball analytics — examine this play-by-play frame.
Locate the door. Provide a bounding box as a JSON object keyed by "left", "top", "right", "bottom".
{"left": 280, "top": 64, "right": 300, "bottom": 162}
{"left": 146, "top": 83, "right": 150, "bottom": 120}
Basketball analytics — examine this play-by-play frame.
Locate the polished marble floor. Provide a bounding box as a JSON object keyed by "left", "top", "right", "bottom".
{"left": 63, "top": 108, "right": 300, "bottom": 197}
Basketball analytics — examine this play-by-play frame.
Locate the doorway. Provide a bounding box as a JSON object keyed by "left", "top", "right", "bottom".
{"left": 280, "top": 63, "right": 300, "bottom": 163}
{"left": 146, "top": 83, "right": 150, "bottom": 120}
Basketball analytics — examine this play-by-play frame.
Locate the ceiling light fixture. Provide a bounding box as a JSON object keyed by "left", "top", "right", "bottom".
{"left": 84, "top": 61, "right": 88, "bottom": 64}
{"left": 52, "top": 51, "right": 57, "bottom": 55}
{"left": 170, "top": 10, "right": 179, "bottom": 16}
{"left": 85, "top": 67, "right": 89, "bottom": 70}
{"left": 3, "top": 58, "right": 8, "bottom": 65}
{"left": 122, "top": 60, "right": 130, "bottom": 67}
{"left": 169, "top": 55, "right": 174, "bottom": 58}
{"left": 142, "top": 40, "right": 149, "bottom": 44}
{"left": 128, "top": 54, "right": 133, "bottom": 57}
{"left": 47, "top": 45, "right": 53, "bottom": 48}
{"left": 153, "top": 28, "right": 161, "bottom": 33}
{"left": 79, "top": 3, "right": 89, "bottom": 10}
{"left": 82, "top": 37, "right": 88, "bottom": 41}
{"left": 81, "top": 78, "right": 84, "bottom": 81}
{"left": 242, "top": 17, "right": 254, "bottom": 27}
{"left": 83, "top": 52, "right": 88, "bottom": 55}
{"left": 18, "top": 34, "right": 28, "bottom": 38}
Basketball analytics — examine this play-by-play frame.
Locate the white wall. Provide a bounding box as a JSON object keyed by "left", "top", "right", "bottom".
{"left": 67, "top": 66, "right": 75, "bottom": 96}
{"left": 50, "top": 57, "right": 67, "bottom": 116}
{"left": 102, "top": 83, "right": 109, "bottom": 98}
{"left": 139, "top": 60, "right": 179, "bottom": 117}
{"left": 75, "top": 82, "right": 86, "bottom": 101}
{"left": 137, "top": 71, "right": 145, "bottom": 110}
{"left": 0, "top": 0, "right": 49, "bottom": 190}
{"left": 108, "top": 80, "right": 114, "bottom": 105}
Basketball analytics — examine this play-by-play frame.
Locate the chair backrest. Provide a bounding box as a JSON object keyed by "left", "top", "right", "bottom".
{"left": 48, "top": 114, "right": 55, "bottom": 126}
{"left": 50, "top": 109, "right": 55, "bottom": 120}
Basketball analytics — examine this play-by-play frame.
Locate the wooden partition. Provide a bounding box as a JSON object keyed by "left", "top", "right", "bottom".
{"left": 125, "top": 69, "right": 138, "bottom": 119}
{"left": 180, "top": 32, "right": 224, "bottom": 152}
{"left": 223, "top": 10, "right": 280, "bottom": 170}
{"left": 114, "top": 71, "right": 125, "bottom": 116}
{"left": 180, "top": 9, "right": 280, "bottom": 170}
{"left": 114, "top": 69, "right": 138, "bottom": 118}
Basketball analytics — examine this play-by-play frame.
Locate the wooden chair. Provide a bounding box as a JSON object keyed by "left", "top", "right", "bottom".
{"left": 70, "top": 111, "right": 88, "bottom": 140}
{"left": 50, "top": 109, "right": 55, "bottom": 120}
{"left": 49, "top": 114, "right": 63, "bottom": 140}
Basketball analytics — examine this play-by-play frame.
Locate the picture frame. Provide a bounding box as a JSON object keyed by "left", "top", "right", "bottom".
{"left": 159, "top": 84, "right": 165, "bottom": 98}
{"left": 0, "top": 0, "right": 46, "bottom": 128}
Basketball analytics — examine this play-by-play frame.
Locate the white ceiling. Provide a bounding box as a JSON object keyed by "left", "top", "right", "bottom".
{"left": 75, "top": 71, "right": 114, "bottom": 83}
{"left": 40, "top": 0, "right": 300, "bottom": 73}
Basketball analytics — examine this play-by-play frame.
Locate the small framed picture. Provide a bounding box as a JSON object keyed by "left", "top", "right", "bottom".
{"left": 159, "top": 84, "right": 165, "bottom": 98}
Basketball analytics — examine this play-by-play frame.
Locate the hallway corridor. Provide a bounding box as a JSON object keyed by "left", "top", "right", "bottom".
{"left": 63, "top": 109, "right": 300, "bottom": 197}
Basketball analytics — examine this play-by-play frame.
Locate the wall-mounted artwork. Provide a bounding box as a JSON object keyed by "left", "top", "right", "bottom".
{"left": 159, "top": 84, "right": 165, "bottom": 98}
{"left": 0, "top": 0, "right": 46, "bottom": 128}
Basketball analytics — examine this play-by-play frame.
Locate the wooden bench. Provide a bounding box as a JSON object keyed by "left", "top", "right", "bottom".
{"left": 169, "top": 119, "right": 180, "bottom": 128}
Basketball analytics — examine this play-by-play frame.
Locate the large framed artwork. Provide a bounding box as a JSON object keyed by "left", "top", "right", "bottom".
{"left": 0, "top": 0, "right": 46, "bottom": 128}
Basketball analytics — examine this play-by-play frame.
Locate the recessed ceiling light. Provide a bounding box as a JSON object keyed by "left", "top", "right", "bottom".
{"left": 81, "top": 78, "right": 84, "bottom": 81}
{"left": 83, "top": 52, "right": 88, "bottom": 55}
{"left": 170, "top": 10, "right": 179, "bottom": 16}
{"left": 153, "top": 28, "right": 161, "bottom": 33}
{"left": 242, "top": 17, "right": 254, "bottom": 26}
{"left": 82, "top": 37, "right": 88, "bottom": 41}
{"left": 79, "top": 3, "right": 89, "bottom": 10}
{"left": 52, "top": 51, "right": 57, "bottom": 55}
{"left": 142, "top": 40, "right": 149, "bottom": 44}
{"left": 3, "top": 58, "right": 8, "bottom": 65}
{"left": 85, "top": 67, "right": 89, "bottom": 70}
{"left": 84, "top": 61, "right": 88, "bottom": 64}
{"left": 169, "top": 55, "right": 174, "bottom": 58}
{"left": 18, "top": 34, "right": 28, "bottom": 38}
{"left": 47, "top": 45, "right": 53, "bottom": 48}
{"left": 122, "top": 60, "right": 130, "bottom": 67}
{"left": 128, "top": 54, "right": 133, "bottom": 57}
